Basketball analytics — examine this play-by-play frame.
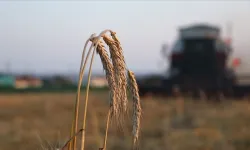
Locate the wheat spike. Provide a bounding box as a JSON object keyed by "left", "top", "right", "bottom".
{"left": 95, "top": 38, "right": 118, "bottom": 117}
{"left": 127, "top": 70, "right": 142, "bottom": 149}
{"left": 110, "top": 31, "right": 122, "bottom": 49}
{"left": 103, "top": 34, "right": 128, "bottom": 116}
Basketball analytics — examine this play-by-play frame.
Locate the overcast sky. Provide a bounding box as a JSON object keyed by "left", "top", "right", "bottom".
{"left": 0, "top": 1, "right": 250, "bottom": 74}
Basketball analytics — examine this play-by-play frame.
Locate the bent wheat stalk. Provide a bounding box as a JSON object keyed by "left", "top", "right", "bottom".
{"left": 70, "top": 33, "right": 96, "bottom": 150}
{"left": 80, "top": 30, "right": 113, "bottom": 150}
{"left": 80, "top": 43, "right": 96, "bottom": 150}
{"left": 65, "top": 30, "right": 142, "bottom": 150}
{"left": 62, "top": 129, "right": 83, "bottom": 150}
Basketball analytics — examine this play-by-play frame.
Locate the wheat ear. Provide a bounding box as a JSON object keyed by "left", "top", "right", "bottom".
{"left": 103, "top": 34, "right": 128, "bottom": 117}
{"left": 95, "top": 39, "right": 118, "bottom": 117}
{"left": 127, "top": 70, "right": 142, "bottom": 149}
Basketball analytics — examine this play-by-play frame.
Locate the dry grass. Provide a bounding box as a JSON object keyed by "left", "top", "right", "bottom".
{"left": 1, "top": 93, "right": 250, "bottom": 150}
{"left": 68, "top": 30, "right": 141, "bottom": 150}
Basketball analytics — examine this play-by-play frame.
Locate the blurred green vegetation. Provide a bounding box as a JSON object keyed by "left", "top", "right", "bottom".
{"left": 0, "top": 86, "right": 109, "bottom": 93}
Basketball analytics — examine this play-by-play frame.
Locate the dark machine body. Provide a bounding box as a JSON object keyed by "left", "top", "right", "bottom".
{"left": 137, "top": 23, "right": 249, "bottom": 99}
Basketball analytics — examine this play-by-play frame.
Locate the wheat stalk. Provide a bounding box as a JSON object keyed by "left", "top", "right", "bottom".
{"left": 102, "top": 108, "right": 112, "bottom": 150}
{"left": 79, "top": 30, "right": 113, "bottom": 150}
{"left": 63, "top": 30, "right": 142, "bottom": 150}
{"left": 70, "top": 33, "right": 96, "bottom": 150}
{"left": 69, "top": 31, "right": 108, "bottom": 150}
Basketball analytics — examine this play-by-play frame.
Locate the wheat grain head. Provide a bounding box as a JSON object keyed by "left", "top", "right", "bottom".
{"left": 102, "top": 34, "right": 128, "bottom": 117}
{"left": 94, "top": 38, "right": 119, "bottom": 117}
{"left": 127, "top": 70, "right": 142, "bottom": 149}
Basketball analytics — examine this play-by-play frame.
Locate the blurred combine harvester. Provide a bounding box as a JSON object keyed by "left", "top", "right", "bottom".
{"left": 137, "top": 23, "right": 250, "bottom": 99}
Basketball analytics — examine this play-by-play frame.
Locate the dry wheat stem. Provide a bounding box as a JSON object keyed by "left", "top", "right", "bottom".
{"left": 80, "top": 45, "right": 96, "bottom": 150}
{"left": 127, "top": 70, "right": 142, "bottom": 148}
{"left": 70, "top": 33, "right": 97, "bottom": 150}
{"left": 80, "top": 30, "right": 112, "bottom": 150}
{"left": 103, "top": 34, "right": 128, "bottom": 116}
{"left": 71, "top": 31, "right": 109, "bottom": 150}
{"left": 68, "top": 121, "right": 74, "bottom": 150}
{"left": 102, "top": 108, "right": 112, "bottom": 150}
{"left": 62, "top": 129, "right": 84, "bottom": 150}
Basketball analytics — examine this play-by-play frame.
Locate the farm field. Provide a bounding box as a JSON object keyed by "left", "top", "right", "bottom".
{"left": 0, "top": 92, "right": 250, "bottom": 150}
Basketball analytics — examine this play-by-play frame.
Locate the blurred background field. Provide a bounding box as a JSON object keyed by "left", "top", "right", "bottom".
{"left": 1, "top": 91, "right": 250, "bottom": 150}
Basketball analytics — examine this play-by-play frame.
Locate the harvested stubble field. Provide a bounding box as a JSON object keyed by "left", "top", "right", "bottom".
{"left": 1, "top": 92, "right": 250, "bottom": 150}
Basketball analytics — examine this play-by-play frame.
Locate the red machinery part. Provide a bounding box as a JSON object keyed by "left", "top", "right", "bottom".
{"left": 232, "top": 58, "right": 241, "bottom": 67}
